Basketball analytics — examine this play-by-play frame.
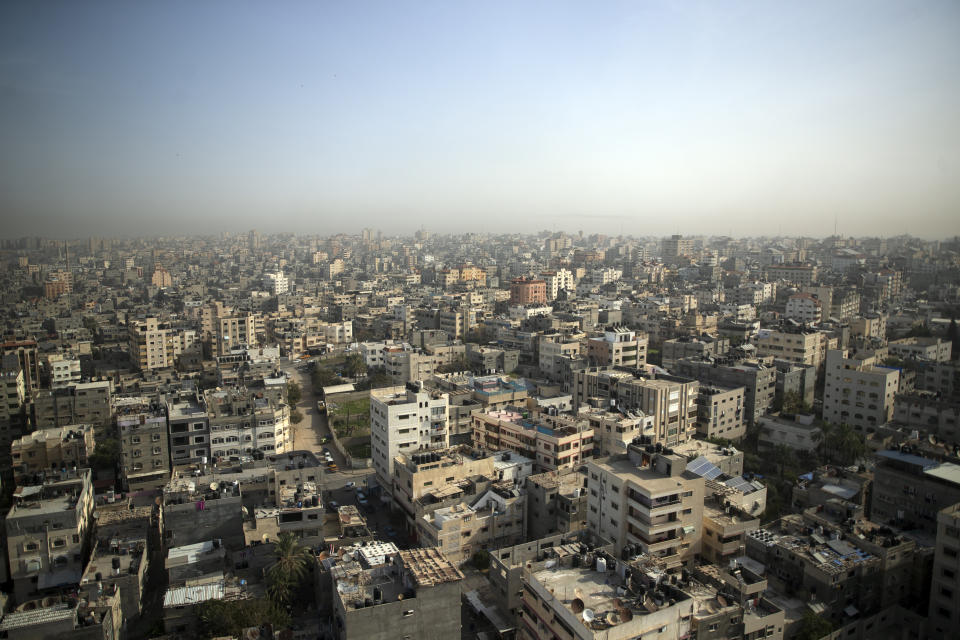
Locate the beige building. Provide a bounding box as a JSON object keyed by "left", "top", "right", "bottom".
{"left": 215, "top": 311, "right": 262, "bottom": 356}
{"left": 585, "top": 448, "right": 704, "bottom": 570}
{"left": 696, "top": 385, "right": 746, "bottom": 440}
{"left": 6, "top": 469, "right": 95, "bottom": 602}
{"left": 116, "top": 396, "right": 171, "bottom": 491}
{"left": 128, "top": 318, "right": 197, "bottom": 371}
{"left": 11, "top": 424, "right": 95, "bottom": 481}
{"left": 577, "top": 406, "right": 653, "bottom": 456}
{"left": 784, "top": 292, "right": 822, "bottom": 324}
{"left": 205, "top": 386, "right": 292, "bottom": 460}
{"left": 823, "top": 349, "right": 899, "bottom": 430}
{"left": 929, "top": 502, "right": 960, "bottom": 637}
{"left": 754, "top": 327, "right": 833, "bottom": 369}
{"left": 416, "top": 483, "right": 526, "bottom": 565}
{"left": 587, "top": 326, "right": 647, "bottom": 369}
{"left": 701, "top": 499, "right": 760, "bottom": 564}
{"left": 472, "top": 408, "right": 594, "bottom": 472}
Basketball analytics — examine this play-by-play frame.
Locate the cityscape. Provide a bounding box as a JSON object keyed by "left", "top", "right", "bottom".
{"left": 0, "top": 230, "right": 958, "bottom": 640}
{"left": 2, "top": 2, "right": 960, "bottom": 640}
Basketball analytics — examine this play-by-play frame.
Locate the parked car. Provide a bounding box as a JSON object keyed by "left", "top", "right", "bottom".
{"left": 344, "top": 482, "right": 356, "bottom": 489}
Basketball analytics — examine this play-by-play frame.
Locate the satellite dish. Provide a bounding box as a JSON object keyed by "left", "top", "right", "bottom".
{"left": 619, "top": 608, "right": 633, "bottom": 622}
{"left": 261, "top": 534, "right": 269, "bottom": 543}
{"left": 571, "top": 598, "right": 584, "bottom": 613}
{"left": 582, "top": 609, "right": 595, "bottom": 623}
{"left": 929, "top": 434, "right": 937, "bottom": 445}
{"left": 210, "top": 482, "right": 219, "bottom": 491}
{"left": 606, "top": 611, "right": 620, "bottom": 625}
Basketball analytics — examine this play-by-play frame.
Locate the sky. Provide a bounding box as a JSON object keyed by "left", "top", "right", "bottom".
{"left": 1, "top": 1, "right": 959, "bottom": 239}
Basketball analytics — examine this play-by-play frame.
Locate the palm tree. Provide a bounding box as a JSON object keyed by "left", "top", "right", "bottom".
{"left": 267, "top": 532, "right": 313, "bottom": 606}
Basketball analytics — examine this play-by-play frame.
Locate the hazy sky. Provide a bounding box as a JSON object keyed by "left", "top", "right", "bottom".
{"left": 1, "top": 1, "right": 958, "bottom": 239}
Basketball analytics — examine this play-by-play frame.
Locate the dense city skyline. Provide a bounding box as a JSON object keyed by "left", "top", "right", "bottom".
{"left": 2, "top": 1, "right": 959, "bottom": 239}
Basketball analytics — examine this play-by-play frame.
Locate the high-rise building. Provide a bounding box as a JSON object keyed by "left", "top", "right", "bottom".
{"left": 929, "top": 502, "right": 960, "bottom": 636}
{"left": 263, "top": 270, "right": 288, "bottom": 295}
{"left": 661, "top": 234, "right": 693, "bottom": 263}
{"left": 823, "top": 349, "right": 899, "bottom": 431}
{"left": 509, "top": 276, "right": 547, "bottom": 305}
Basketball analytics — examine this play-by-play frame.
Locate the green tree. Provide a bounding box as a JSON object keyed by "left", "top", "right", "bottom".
{"left": 287, "top": 380, "right": 302, "bottom": 407}
{"left": 795, "top": 609, "right": 833, "bottom": 640}
{"left": 88, "top": 437, "right": 121, "bottom": 470}
{"left": 817, "top": 422, "right": 866, "bottom": 467}
{"left": 290, "top": 409, "right": 304, "bottom": 425}
{"left": 266, "top": 532, "right": 314, "bottom": 607}
{"left": 311, "top": 366, "right": 342, "bottom": 392}
{"left": 198, "top": 597, "right": 290, "bottom": 639}
{"left": 343, "top": 353, "right": 367, "bottom": 378}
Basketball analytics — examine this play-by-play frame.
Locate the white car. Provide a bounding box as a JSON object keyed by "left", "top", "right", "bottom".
{"left": 344, "top": 482, "right": 356, "bottom": 489}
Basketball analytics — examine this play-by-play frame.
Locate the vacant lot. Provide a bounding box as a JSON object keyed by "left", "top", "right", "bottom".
{"left": 327, "top": 392, "right": 370, "bottom": 439}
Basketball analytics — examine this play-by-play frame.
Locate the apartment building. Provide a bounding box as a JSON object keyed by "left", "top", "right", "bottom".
{"left": 34, "top": 380, "right": 113, "bottom": 430}
{"left": 370, "top": 383, "right": 450, "bottom": 493}
{"left": 754, "top": 327, "right": 832, "bottom": 368}
{"left": 204, "top": 387, "right": 291, "bottom": 461}
{"left": 888, "top": 336, "right": 952, "bottom": 362}
{"left": 661, "top": 335, "right": 730, "bottom": 372}
{"left": 472, "top": 408, "right": 594, "bottom": 472}
{"left": 539, "top": 333, "right": 582, "bottom": 382}
{"left": 162, "top": 474, "right": 245, "bottom": 549}
{"left": 128, "top": 318, "right": 196, "bottom": 371}
{"left": 823, "top": 349, "right": 899, "bottom": 431}
{"left": 764, "top": 263, "right": 817, "bottom": 286}
{"left": 0, "top": 339, "right": 40, "bottom": 397}
{"left": 540, "top": 268, "right": 575, "bottom": 300}
{"left": 11, "top": 424, "right": 95, "bottom": 481}
{"left": 331, "top": 547, "right": 463, "bottom": 640}
{"left": 701, "top": 498, "right": 759, "bottom": 565}
{"left": 49, "top": 355, "right": 81, "bottom": 388}
{"left": 871, "top": 449, "right": 960, "bottom": 535}
{"left": 166, "top": 390, "right": 210, "bottom": 467}
{"left": 676, "top": 358, "right": 775, "bottom": 427}
{"left": 263, "top": 270, "right": 288, "bottom": 295}
{"left": 585, "top": 448, "right": 705, "bottom": 569}
{"left": 574, "top": 369, "right": 700, "bottom": 448}
{"left": 784, "top": 292, "right": 822, "bottom": 324}
{"left": 0, "top": 352, "right": 26, "bottom": 427}
{"left": 893, "top": 391, "right": 960, "bottom": 443}
{"left": 587, "top": 326, "right": 647, "bottom": 369}
{"left": 6, "top": 469, "right": 95, "bottom": 602}
{"left": 576, "top": 406, "right": 653, "bottom": 456}
{"left": 510, "top": 276, "right": 547, "bottom": 305}
{"left": 928, "top": 502, "right": 960, "bottom": 637}
{"left": 696, "top": 385, "right": 746, "bottom": 440}
{"left": 116, "top": 396, "right": 171, "bottom": 491}
{"left": 215, "top": 311, "right": 261, "bottom": 356}
{"left": 525, "top": 470, "right": 587, "bottom": 539}
{"left": 662, "top": 234, "right": 694, "bottom": 263}
{"left": 416, "top": 483, "right": 525, "bottom": 565}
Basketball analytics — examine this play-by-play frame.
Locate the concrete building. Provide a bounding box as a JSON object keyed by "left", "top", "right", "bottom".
{"left": 823, "top": 349, "right": 899, "bottom": 431}
{"left": 162, "top": 474, "right": 245, "bottom": 549}
{"left": 128, "top": 317, "right": 196, "bottom": 371}
{"left": 10, "top": 424, "right": 95, "bottom": 481}
{"left": 115, "top": 396, "right": 170, "bottom": 492}
{"left": 49, "top": 356, "right": 81, "bottom": 388}
{"left": 472, "top": 407, "right": 594, "bottom": 472}
{"left": 0, "top": 352, "right": 27, "bottom": 427}
{"left": 6, "top": 469, "right": 95, "bottom": 602}
{"left": 661, "top": 335, "right": 730, "bottom": 373}
{"left": 215, "top": 311, "right": 261, "bottom": 356}
{"left": 784, "top": 292, "right": 822, "bottom": 324}
{"left": 871, "top": 449, "right": 960, "bottom": 535}
{"left": 888, "top": 337, "right": 952, "bottom": 363}
{"left": 585, "top": 448, "right": 705, "bottom": 569}
{"left": 525, "top": 470, "right": 587, "bottom": 539}
{"left": 166, "top": 389, "right": 210, "bottom": 468}
{"left": 676, "top": 358, "right": 776, "bottom": 427}
{"left": 587, "top": 326, "right": 647, "bottom": 369}
{"left": 416, "top": 483, "right": 525, "bottom": 565}
{"left": 509, "top": 276, "right": 547, "bottom": 305}
{"left": 662, "top": 234, "right": 693, "bottom": 263}
{"left": 331, "top": 547, "right": 463, "bottom": 640}
{"left": 577, "top": 406, "right": 653, "bottom": 456}
{"left": 754, "top": 327, "right": 832, "bottom": 369}
{"left": 701, "top": 498, "right": 760, "bottom": 565}
{"left": 370, "top": 383, "right": 450, "bottom": 494}
{"left": 757, "top": 414, "right": 822, "bottom": 453}
{"left": 541, "top": 268, "right": 575, "bottom": 300}
{"left": 204, "top": 386, "right": 291, "bottom": 460}
{"left": 574, "top": 369, "right": 700, "bottom": 448}
{"left": 263, "top": 270, "right": 289, "bottom": 295}
{"left": 696, "top": 385, "right": 746, "bottom": 440}
{"left": 33, "top": 381, "right": 113, "bottom": 431}
{"left": 892, "top": 391, "right": 960, "bottom": 444}
{"left": 764, "top": 263, "right": 817, "bottom": 286}
{"left": 0, "top": 339, "right": 40, "bottom": 397}
{"left": 0, "top": 592, "right": 122, "bottom": 640}
{"left": 928, "top": 502, "right": 960, "bottom": 637}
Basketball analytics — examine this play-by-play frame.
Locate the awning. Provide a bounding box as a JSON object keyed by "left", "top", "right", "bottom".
{"left": 464, "top": 590, "right": 515, "bottom": 635}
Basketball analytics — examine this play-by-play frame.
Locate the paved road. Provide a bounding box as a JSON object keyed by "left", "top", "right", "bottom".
{"left": 280, "top": 359, "right": 374, "bottom": 491}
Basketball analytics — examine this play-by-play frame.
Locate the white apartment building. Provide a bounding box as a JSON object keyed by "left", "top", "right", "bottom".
{"left": 263, "top": 270, "right": 289, "bottom": 295}
{"left": 784, "top": 293, "right": 822, "bottom": 324}
{"left": 371, "top": 383, "right": 450, "bottom": 494}
{"left": 823, "top": 349, "right": 900, "bottom": 431}
{"left": 888, "top": 337, "right": 952, "bottom": 363}
{"left": 541, "top": 268, "right": 575, "bottom": 300}
{"left": 49, "top": 356, "right": 81, "bottom": 388}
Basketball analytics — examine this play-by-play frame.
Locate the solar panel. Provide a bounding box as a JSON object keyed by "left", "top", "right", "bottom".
{"left": 724, "top": 476, "right": 756, "bottom": 494}
{"left": 688, "top": 456, "right": 722, "bottom": 480}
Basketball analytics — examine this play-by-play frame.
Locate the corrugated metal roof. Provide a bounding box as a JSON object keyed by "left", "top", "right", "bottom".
{"left": 163, "top": 581, "right": 225, "bottom": 607}
{"left": 0, "top": 603, "right": 74, "bottom": 631}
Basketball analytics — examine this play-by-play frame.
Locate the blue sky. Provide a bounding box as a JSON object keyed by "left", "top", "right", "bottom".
{"left": 1, "top": 1, "right": 958, "bottom": 238}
